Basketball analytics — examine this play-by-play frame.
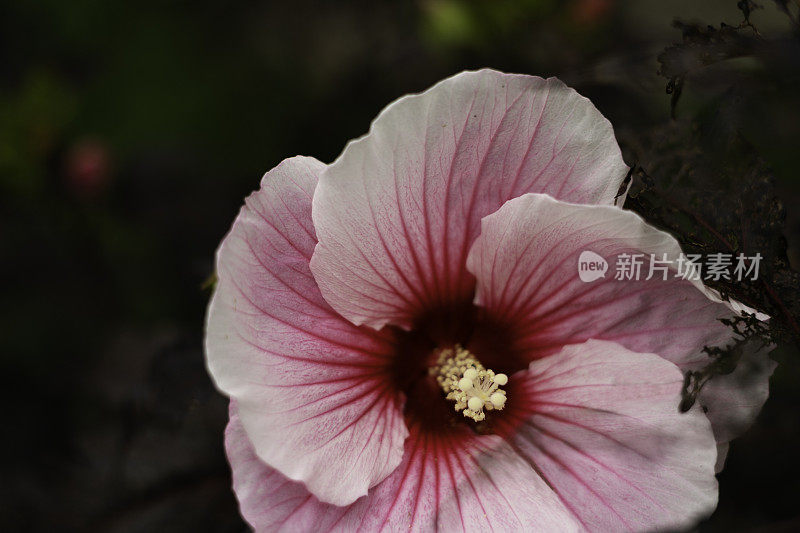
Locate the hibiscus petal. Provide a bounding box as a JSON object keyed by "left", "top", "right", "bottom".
{"left": 495, "top": 340, "right": 718, "bottom": 532}
{"left": 311, "top": 69, "right": 628, "bottom": 330}
{"left": 225, "top": 401, "right": 581, "bottom": 532}
{"left": 700, "top": 339, "right": 777, "bottom": 471}
{"left": 466, "top": 192, "right": 772, "bottom": 447}
{"left": 205, "top": 157, "right": 408, "bottom": 506}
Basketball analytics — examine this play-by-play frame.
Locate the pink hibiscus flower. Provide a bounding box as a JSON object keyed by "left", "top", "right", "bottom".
{"left": 205, "top": 70, "right": 774, "bottom": 531}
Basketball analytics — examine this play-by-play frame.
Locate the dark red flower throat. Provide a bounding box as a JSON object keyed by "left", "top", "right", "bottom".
{"left": 387, "top": 300, "right": 528, "bottom": 435}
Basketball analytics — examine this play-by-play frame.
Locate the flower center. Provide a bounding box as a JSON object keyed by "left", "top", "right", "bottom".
{"left": 431, "top": 345, "right": 508, "bottom": 422}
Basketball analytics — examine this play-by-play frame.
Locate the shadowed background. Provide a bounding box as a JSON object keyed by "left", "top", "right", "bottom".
{"left": 1, "top": 0, "right": 798, "bottom": 531}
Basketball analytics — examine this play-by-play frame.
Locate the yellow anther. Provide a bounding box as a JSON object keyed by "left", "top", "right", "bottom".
{"left": 431, "top": 345, "right": 508, "bottom": 422}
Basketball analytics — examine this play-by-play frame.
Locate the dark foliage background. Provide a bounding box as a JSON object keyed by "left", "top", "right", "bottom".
{"left": 1, "top": 0, "right": 798, "bottom": 531}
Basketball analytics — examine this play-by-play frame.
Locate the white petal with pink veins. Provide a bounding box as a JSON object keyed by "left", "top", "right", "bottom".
{"left": 205, "top": 156, "right": 408, "bottom": 506}
{"left": 225, "top": 402, "right": 581, "bottom": 533}
{"left": 466, "top": 192, "right": 773, "bottom": 447}
{"left": 311, "top": 69, "right": 628, "bottom": 330}
{"left": 496, "top": 340, "right": 718, "bottom": 532}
